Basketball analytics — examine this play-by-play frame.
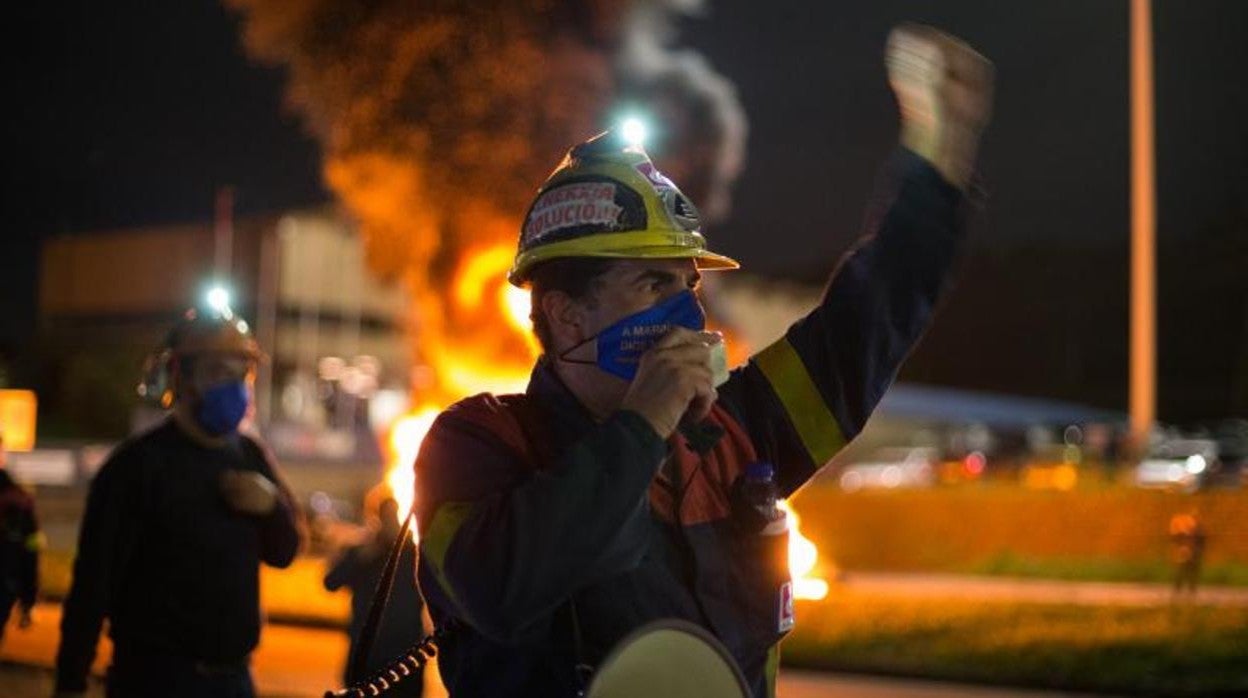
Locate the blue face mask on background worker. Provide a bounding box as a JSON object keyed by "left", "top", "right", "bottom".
{"left": 195, "top": 380, "right": 250, "bottom": 435}
{"left": 561, "top": 290, "right": 728, "bottom": 385}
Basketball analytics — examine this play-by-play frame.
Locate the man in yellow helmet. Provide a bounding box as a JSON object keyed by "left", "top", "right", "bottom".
{"left": 414, "top": 24, "right": 993, "bottom": 697}
{"left": 54, "top": 305, "right": 302, "bottom": 698}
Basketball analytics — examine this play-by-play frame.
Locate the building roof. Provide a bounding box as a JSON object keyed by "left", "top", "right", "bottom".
{"left": 878, "top": 383, "right": 1127, "bottom": 427}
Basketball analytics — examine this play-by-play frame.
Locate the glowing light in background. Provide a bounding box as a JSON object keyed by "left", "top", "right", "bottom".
{"left": 427, "top": 242, "right": 541, "bottom": 396}
{"left": 381, "top": 246, "right": 541, "bottom": 523}
{"left": 964, "top": 451, "right": 987, "bottom": 476}
{"left": 453, "top": 246, "right": 515, "bottom": 311}
{"left": 502, "top": 284, "right": 532, "bottom": 333}
{"left": 779, "top": 500, "right": 829, "bottom": 600}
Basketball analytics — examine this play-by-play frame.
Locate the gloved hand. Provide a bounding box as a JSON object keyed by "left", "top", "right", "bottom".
{"left": 220, "top": 469, "right": 278, "bottom": 516}
{"left": 886, "top": 23, "right": 995, "bottom": 190}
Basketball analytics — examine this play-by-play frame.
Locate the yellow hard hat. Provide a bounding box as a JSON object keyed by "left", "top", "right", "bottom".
{"left": 508, "top": 131, "right": 740, "bottom": 286}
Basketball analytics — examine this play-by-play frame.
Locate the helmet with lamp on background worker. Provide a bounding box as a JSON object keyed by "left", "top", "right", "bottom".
{"left": 139, "top": 292, "right": 265, "bottom": 434}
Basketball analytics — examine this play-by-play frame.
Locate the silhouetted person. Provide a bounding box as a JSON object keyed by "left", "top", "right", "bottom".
{"left": 0, "top": 437, "right": 41, "bottom": 644}
{"left": 54, "top": 305, "right": 301, "bottom": 697}
{"left": 325, "top": 494, "right": 424, "bottom": 697}
{"left": 1169, "top": 509, "right": 1206, "bottom": 600}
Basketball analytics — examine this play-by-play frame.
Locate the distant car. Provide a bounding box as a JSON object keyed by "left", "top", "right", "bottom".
{"left": 1134, "top": 438, "right": 1220, "bottom": 493}
{"left": 839, "top": 447, "right": 936, "bottom": 492}
{"left": 1213, "top": 419, "right": 1248, "bottom": 486}
{"left": 937, "top": 450, "right": 989, "bottom": 485}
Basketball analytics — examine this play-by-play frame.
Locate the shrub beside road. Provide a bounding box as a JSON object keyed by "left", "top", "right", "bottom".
{"left": 784, "top": 591, "right": 1248, "bottom": 696}
{"left": 771, "top": 485, "right": 1248, "bottom": 694}
{"left": 791, "top": 485, "right": 1248, "bottom": 584}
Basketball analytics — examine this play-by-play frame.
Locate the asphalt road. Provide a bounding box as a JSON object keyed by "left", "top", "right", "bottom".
{"left": 1, "top": 603, "right": 1116, "bottom": 698}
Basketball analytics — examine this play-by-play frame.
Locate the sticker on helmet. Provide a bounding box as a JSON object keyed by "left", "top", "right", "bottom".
{"left": 634, "top": 160, "right": 678, "bottom": 190}
{"left": 635, "top": 161, "right": 700, "bottom": 232}
{"left": 660, "top": 188, "right": 700, "bottom": 232}
{"left": 523, "top": 183, "right": 625, "bottom": 245}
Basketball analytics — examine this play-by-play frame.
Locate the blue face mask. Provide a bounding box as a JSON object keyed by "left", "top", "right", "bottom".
{"left": 195, "top": 380, "right": 250, "bottom": 436}
{"left": 560, "top": 290, "right": 706, "bottom": 381}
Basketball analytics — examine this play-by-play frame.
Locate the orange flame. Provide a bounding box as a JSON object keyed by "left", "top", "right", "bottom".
{"left": 779, "top": 500, "right": 830, "bottom": 600}
{"left": 382, "top": 243, "right": 537, "bottom": 524}
{"left": 422, "top": 242, "right": 540, "bottom": 399}
{"left": 384, "top": 408, "right": 441, "bottom": 526}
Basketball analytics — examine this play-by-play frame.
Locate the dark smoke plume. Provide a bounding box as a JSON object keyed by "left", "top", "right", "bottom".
{"left": 227, "top": 0, "right": 746, "bottom": 395}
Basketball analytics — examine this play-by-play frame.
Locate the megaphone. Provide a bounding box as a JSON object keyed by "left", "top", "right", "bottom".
{"left": 587, "top": 619, "right": 750, "bottom": 698}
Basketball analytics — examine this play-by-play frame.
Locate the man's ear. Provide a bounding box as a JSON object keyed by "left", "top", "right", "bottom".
{"left": 170, "top": 359, "right": 197, "bottom": 405}
{"left": 540, "top": 290, "right": 587, "bottom": 349}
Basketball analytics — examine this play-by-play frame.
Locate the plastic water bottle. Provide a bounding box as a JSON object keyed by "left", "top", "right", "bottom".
{"left": 741, "top": 462, "right": 787, "bottom": 536}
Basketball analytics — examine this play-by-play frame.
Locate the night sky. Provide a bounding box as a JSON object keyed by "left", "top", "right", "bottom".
{"left": 3, "top": 1, "right": 1246, "bottom": 420}
{"left": 696, "top": 0, "right": 1247, "bottom": 267}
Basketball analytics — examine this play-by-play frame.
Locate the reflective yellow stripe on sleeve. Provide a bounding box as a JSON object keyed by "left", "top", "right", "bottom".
{"left": 754, "top": 337, "right": 846, "bottom": 467}
{"left": 765, "top": 643, "right": 781, "bottom": 698}
{"left": 25, "top": 532, "right": 46, "bottom": 553}
{"left": 420, "top": 501, "right": 475, "bottom": 617}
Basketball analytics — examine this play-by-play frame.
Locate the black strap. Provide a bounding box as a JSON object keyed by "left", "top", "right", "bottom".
{"left": 346, "top": 504, "right": 416, "bottom": 685}
{"left": 324, "top": 503, "right": 455, "bottom": 698}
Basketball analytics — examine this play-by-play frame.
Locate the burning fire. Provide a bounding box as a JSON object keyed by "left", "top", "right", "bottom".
{"left": 381, "top": 247, "right": 539, "bottom": 525}
{"left": 779, "top": 500, "right": 830, "bottom": 601}
{"left": 422, "top": 241, "right": 540, "bottom": 399}
{"left": 384, "top": 408, "right": 442, "bottom": 530}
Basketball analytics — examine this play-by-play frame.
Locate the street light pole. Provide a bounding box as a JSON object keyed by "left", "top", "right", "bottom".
{"left": 1130, "top": 0, "right": 1156, "bottom": 449}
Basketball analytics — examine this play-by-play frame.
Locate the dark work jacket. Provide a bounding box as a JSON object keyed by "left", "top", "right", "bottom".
{"left": 414, "top": 149, "right": 968, "bottom": 697}
{"left": 0, "top": 474, "right": 41, "bottom": 609}
{"left": 55, "top": 419, "right": 302, "bottom": 692}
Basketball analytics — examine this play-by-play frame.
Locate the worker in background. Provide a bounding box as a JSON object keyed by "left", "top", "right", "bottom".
{"left": 1169, "top": 508, "right": 1207, "bottom": 601}
{"left": 54, "top": 302, "right": 302, "bottom": 698}
{"left": 0, "top": 432, "right": 42, "bottom": 644}
{"left": 324, "top": 488, "right": 425, "bottom": 697}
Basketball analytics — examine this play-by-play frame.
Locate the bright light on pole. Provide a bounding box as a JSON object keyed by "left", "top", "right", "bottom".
{"left": 621, "top": 117, "right": 648, "bottom": 148}
{"left": 1130, "top": 0, "right": 1156, "bottom": 450}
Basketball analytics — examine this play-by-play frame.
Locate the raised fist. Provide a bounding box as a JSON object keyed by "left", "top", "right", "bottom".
{"left": 886, "top": 23, "right": 994, "bottom": 189}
